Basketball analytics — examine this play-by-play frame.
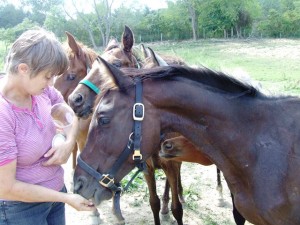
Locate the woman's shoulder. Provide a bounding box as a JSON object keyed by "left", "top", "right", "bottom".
{"left": 0, "top": 95, "right": 12, "bottom": 109}
{"left": 0, "top": 95, "right": 15, "bottom": 123}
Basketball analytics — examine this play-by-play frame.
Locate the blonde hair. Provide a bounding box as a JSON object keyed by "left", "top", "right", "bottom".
{"left": 5, "top": 28, "right": 69, "bottom": 78}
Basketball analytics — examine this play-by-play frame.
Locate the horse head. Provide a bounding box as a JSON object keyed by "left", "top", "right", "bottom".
{"left": 68, "top": 25, "right": 142, "bottom": 118}
{"left": 54, "top": 31, "right": 98, "bottom": 102}
{"left": 73, "top": 57, "right": 163, "bottom": 205}
{"left": 159, "top": 136, "right": 212, "bottom": 165}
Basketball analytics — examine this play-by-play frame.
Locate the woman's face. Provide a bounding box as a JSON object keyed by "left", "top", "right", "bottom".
{"left": 25, "top": 70, "right": 55, "bottom": 95}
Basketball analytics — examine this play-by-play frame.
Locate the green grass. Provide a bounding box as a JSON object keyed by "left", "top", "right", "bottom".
{"left": 147, "top": 38, "right": 300, "bottom": 95}
{"left": 0, "top": 41, "right": 7, "bottom": 72}
{"left": 1, "top": 38, "right": 299, "bottom": 95}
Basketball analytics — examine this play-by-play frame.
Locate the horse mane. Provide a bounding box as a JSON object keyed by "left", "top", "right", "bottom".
{"left": 120, "top": 65, "right": 265, "bottom": 98}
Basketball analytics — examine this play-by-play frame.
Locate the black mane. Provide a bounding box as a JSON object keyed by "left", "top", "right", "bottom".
{"left": 121, "top": 65, "right": 264, "bottom": 98}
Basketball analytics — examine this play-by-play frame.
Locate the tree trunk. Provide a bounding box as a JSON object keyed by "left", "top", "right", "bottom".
{"left": 186, "top": 0, "right": 198, "bottom": 40}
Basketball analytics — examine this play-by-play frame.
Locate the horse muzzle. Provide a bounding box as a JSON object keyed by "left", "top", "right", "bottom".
{"left": 73, "top": 175, "right": 113, "bottom": 206}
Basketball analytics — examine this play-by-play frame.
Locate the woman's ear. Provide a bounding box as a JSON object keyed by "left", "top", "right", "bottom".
{"left": 18, "top": 63, "right": 29, "bottom": 75}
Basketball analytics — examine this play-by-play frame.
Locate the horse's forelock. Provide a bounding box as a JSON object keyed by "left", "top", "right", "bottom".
{"left": 104, "top": 44, "right": 119, "bottom": 52}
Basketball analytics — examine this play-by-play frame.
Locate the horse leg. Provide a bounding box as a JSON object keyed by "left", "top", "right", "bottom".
{"left": 162, "top": 162, "right": 185, "bottom": 213}
{"left": 177, "top": 163, "right": 185, "bottom": 204}
{"left": 112, "top": 190, "right": 125, "bottom": 224}
{"left": 162, "top": 161, "right": 183, "bottom": 225}
{"left": 161, "top": 179, "right": 170, "bottom": 215}
{"left": 144, "top": 163, "right": 161, "bottom": 225}
{"left": 217, "top": 167, "right": 223, "bottom": 196}
{"left": 72, "top": 144, "right": 78, "bottom": 169}
{"left": 231, "top": 193, "right": 246, "bottom": 225}
{"left": 89, "top": 208, "right": 101, "bottom": 225}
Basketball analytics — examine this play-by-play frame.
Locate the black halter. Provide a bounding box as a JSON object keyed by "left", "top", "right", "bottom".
{"left": 77, "top": 77, "right": 146, "bottom": 193}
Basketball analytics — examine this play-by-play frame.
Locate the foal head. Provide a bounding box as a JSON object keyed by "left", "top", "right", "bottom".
{"left": 68, "top": 25, "right": 140, "bottom": 118}
{"left": 159, "top": 136, "right": 212, "bottom": 165}
{"left": 54, "top": 32, "right": 98, "bottom": 102}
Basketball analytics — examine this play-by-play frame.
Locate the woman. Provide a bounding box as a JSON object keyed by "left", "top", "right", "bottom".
{"left": 0, "top": 28, "right": 95, "bottom": 225}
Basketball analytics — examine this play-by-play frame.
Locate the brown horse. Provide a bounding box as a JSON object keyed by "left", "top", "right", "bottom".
{"left": 54, "top": 32, "right": 123, "bottom": 224}
{"left": 54, "top": 31, "right": 98, "bottom": 169}
{"left": 160, "top": 136, "right": 246, "bottom": 225}
{"left": 66, "top": 27, "right": 185, "bottom": 224}
{"left": 73, "top": 58, "right": 300, "bottom": 225}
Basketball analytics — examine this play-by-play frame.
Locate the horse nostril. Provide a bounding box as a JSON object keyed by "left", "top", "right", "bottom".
{"left": 74, "top": 93, "right": 84, "bottom": 106}
{"left": 73, "top": 177, "right": 85, "bottom": 194}
{"left": 164, "top": 142, "right": 173, "bottom": 151}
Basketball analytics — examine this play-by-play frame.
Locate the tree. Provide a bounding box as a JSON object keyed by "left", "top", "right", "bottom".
{"left": 64, "top": 0, "right": 117, "bottom": 48}
{"left": 0, "top": 4, "right": 27, "bottom": 28}
{"left": 0, "top": 18, "right": 38, "bottom": 51}
{"left": 179, "top": 0, "right": 202, "bottom": 40}
{"left": 20, "top": 0, "right": 64, "bottom": 25}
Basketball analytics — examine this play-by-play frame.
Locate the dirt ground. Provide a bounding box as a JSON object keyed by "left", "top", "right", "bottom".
{"left": 63, "top": 158, "right": 253, "bottom": 225}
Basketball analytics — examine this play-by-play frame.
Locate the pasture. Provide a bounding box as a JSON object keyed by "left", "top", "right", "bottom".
{"left": 63, "top": 38, "right": 300, "bottom": 225}
{"left": 147, "top": 38, "right": 300, "bottom": 95}
{"left": 0, "top": 38, "right": 299, "bottom": 224}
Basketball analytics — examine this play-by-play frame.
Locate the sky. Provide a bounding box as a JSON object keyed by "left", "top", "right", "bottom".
{"left": 5, "top": 0, "right": 168, "bottom": 11}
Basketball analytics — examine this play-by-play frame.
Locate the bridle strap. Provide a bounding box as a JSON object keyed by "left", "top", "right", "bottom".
{"left": 132, "top": 78, "right": 145, "bottom": 170}
{"left": 78, "top": 54, "right": 100, "bottom": 95}
{"left": 77, "top": 155, "right": 121, "bottom": 192}
{"left": 77, "top": 77, "right": 146, "bottom": 192}
{"left": 79, "top": 79, "right": 100, "bottom": 94}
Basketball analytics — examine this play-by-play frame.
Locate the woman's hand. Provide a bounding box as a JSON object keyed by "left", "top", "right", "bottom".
{"left": 66, "top": 193, "right": 96, "bottom": 211}
{"left": 43, "top": 115, "right": 79, "bottom": 166}
{"left": 42, "top": 141, "right": 75, "bottom": 166}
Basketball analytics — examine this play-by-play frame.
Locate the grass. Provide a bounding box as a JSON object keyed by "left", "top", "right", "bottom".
{"left": 1, "top": 38, "right": 299, "bottom": 95}
{"left": 0, "top": 41, "right": 7, "bottom": 72}
{"left": 147, "top": 38, "right": 300, "bottom": 95}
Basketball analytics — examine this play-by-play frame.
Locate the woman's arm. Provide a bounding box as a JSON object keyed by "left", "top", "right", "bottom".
{"left": 0, "top": 159, "right": 94, "bottom": 211}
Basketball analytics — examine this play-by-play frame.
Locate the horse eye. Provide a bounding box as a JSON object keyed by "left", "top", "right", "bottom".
{"left": 67, "top": 73, "right": 76, "bottom": 81}
{"left": 164, "top": 142, "right": 173, "bottom": 150}
{"left": 112, "top": 61, "right": 122, "bottom": 68}
{"left": 98, "top": 117, "right": 110, "bottom": 126}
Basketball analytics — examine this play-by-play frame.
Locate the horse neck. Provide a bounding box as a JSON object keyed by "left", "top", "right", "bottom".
{"left": 145, "top": 80, "right": 243, "bottom": 126}
{"left": 144, "top": 80, "right": 258, "bottom": 178}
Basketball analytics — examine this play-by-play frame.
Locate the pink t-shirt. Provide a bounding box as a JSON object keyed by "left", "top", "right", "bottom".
{"left": 0, "top": 86, "right": 65, "bottom": 193}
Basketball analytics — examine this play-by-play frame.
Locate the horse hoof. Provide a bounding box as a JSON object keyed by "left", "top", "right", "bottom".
{"left": 161, "top": 206, "right": 169, "bottom": 215}
{"left": 114, "top": 219, "right": 125, "bottom": 225}
{"left": 179, "top": 195, "right": 186, "bottom": 204}
{"left": 89, "top": 215, "right": 102, "bottom": 225}
{"left": 161, "top": 213, "right": 171, "bottom": 221}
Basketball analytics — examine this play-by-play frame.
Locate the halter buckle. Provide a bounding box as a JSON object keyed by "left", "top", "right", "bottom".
{"left": 133, "top": 103, "right": 144, "bottom": 121}
{"left": 133, "top": 150, "right": 143, "bottom": 161}
{"left": 99, "top": 174, "right": 114, "bottom": 188}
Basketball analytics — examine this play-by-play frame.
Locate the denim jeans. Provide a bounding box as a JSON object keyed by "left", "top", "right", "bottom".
{"left": 0, "top": 186, "right": 67, "bottom": 225}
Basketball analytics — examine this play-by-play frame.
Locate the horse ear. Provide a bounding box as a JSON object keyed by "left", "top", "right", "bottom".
{"left": 97, "top": 57, "right": 133, "bottom": 90}
{"left": 105, "top": 37, "right": 118, "bottom": 51}
{"left": 122, "top": 25, "right": 134, "bottom": 52}
{"left": 65, "top": 31, "right": 82, "bottom": 56}
{"left": 147, "top": 47, "right": 169, "bottom": 66}
{"left": 140, "top": 44, "right": 149, "bottom": 58}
